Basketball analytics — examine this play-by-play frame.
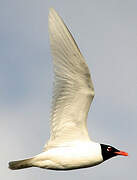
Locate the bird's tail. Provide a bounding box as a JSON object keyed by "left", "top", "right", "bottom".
{"left": 9, "top": 157, "right": 34, "bottom": 170}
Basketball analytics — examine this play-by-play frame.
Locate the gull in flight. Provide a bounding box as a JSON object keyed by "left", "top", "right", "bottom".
{"left": 9, "top": 8, "right": 128, "bottom": 171}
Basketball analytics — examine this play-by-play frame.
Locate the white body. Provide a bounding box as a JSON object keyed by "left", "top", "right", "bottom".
{"left": 33, "top": 141, "right": 103, "bottom": 170}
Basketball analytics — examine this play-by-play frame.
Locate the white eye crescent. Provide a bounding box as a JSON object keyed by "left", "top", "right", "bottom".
{"left": 107, "top": 147, "right": 112, "bottom": 152}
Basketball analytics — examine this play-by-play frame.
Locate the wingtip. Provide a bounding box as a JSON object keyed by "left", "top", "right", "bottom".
{"left": 49, "top": 7, "right": 54, "bottom": 12}
{"left": 49, "top": 8, "right": 56, "bottom": 21}
{"left": 48, "top": 8, "right": 62, "bottom": 29}
{"left": 49, "top": 8, "right": 56, "bottom": 16}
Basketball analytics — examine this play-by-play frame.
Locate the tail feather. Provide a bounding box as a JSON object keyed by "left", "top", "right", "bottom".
{"left": 9, "top": 158, "right": 34, "bottom": 170}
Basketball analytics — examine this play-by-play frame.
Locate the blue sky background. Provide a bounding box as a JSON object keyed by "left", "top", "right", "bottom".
{"left": 1, "top": 0, "right": 137, "bottom": 179}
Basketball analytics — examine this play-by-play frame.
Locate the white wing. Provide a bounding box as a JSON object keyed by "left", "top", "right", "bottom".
{"left": 45, "top": 8, "right": 94, "bottom": 149}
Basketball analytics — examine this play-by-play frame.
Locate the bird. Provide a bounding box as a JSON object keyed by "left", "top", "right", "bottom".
{"left": 9, "top": 8, "right": 128, "bottom": 171}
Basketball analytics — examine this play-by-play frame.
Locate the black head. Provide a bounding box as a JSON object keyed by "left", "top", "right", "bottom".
{"left": 101, "top": 144, "right": 128, "bottom": 161}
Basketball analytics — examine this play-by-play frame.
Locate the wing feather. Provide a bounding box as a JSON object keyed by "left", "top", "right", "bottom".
{"left": 45, "top": 8, "right": 94, "bottom": 149}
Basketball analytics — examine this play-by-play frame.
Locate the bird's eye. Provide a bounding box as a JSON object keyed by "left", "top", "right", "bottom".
{"left": 107, "top": 147, "right": 112, "bottom": 152}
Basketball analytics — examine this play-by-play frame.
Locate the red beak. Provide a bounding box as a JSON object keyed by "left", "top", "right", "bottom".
{"left": 114, "top": 151, "right": 128, "bottom": 156}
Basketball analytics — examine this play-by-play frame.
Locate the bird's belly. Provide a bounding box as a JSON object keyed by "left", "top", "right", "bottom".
{"left": 35, "top": 145, "right": 103, "bottom": 170}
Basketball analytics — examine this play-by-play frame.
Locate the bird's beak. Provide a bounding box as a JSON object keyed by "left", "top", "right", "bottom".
{"left": 114, "top": 150, "right": 128, "bottom": 156}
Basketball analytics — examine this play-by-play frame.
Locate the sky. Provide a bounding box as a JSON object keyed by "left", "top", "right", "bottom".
{"left": 1, "top": 0, "right": 137, "bottom": 179}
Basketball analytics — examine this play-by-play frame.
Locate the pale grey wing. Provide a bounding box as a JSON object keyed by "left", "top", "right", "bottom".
{"left": 45, "top": 8, "right": 94, "bottom": 149}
